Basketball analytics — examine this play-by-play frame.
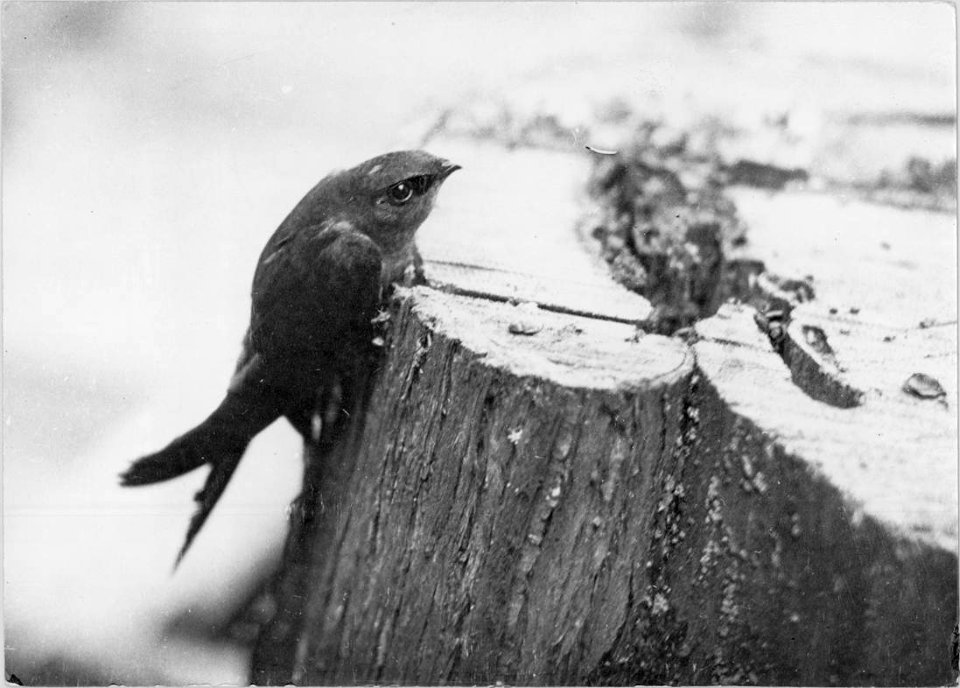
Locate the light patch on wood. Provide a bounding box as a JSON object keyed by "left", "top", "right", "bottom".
{"left": 404, "top": 286, "right": 689, "bottom": 392}
{"left": 417, "top": 138, "right": 651, "bottom": 324}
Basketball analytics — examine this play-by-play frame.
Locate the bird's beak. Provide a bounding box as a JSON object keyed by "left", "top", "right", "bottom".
{"left": 437, "top": 161, "right": 462, "bottom": 181}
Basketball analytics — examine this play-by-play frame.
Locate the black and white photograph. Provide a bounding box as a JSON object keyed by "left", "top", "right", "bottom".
{"left": 2, "top": 2, "right": 957, "bottom": 685}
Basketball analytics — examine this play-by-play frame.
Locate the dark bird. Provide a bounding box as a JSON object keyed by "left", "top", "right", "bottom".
{"left": 120, "top": 150, "right": 460, "bottom": 566}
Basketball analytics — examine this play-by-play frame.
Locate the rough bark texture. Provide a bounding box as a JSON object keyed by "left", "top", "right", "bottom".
{"left": 253, "top": 288, "right": 693, "bottom": 684}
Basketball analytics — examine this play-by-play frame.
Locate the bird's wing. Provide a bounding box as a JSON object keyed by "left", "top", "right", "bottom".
{"left": 249, "top": 219, "right": 384, "bottom": 365}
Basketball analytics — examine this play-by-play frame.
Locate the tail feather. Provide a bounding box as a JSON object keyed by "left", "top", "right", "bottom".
{"left": 175, "top": 451, "right": 244, "bottom": 567}
{"left": 120, "top": 390, "right": 282, "bottom": 566}
{"left": 119, "top": 429, "right": 214, "bottom": 486}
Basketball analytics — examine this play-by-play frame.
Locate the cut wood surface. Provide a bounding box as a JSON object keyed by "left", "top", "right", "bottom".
{"left": 728, "top": 188, "right": 958, "bottom": 549}
{"left": 252, "top": 138, "right": 957, "bottom": 685}
{"left": 417, "top": 139, "right": 652, "bottom": 324}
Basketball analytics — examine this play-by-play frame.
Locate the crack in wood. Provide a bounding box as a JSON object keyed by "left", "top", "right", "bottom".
{"left": 424, "top": 273, "right": 645, "bottom": 326}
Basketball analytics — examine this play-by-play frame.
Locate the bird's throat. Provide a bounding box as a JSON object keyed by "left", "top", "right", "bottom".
{"left": 380, "top": 242, "right": 419, "bottom": 289}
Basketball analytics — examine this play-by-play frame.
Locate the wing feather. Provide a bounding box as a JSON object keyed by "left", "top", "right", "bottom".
{"left": 249, "top": 221, "right": 383, "bottom": 364}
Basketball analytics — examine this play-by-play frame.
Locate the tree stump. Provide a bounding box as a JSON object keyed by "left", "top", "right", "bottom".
{"left": 251, "top": 139, "right": 957, "bottom": 685}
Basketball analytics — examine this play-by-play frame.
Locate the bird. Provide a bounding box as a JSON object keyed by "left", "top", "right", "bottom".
{"left": 120, "top": 150, "right": 460, "bottom": 566}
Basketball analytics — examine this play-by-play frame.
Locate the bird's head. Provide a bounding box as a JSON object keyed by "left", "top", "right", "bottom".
{"left": 344, "top": 150, "right": 460, "bottom": 255}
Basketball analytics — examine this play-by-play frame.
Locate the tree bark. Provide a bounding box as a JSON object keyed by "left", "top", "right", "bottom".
{"left": 254, "top": 287, "right": 691, "bottom": 684}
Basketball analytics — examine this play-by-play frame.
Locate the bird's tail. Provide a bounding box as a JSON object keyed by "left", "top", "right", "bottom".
{"left": 120, "top": 391, "right": 281, "bottom": 566}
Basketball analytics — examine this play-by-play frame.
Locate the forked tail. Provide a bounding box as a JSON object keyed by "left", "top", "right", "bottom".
{"left": 120, "top": 391, "right": 281, "bottom": 566}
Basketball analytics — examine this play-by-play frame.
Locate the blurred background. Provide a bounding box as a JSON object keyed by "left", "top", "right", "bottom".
{"left": 2, "top": 3, "right": 954, "bottom": 684}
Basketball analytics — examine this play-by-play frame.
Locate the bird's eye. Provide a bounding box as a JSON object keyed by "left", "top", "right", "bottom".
{"left": 387, "top": 181, "right": 414, "bottom": 205}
